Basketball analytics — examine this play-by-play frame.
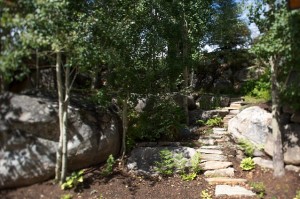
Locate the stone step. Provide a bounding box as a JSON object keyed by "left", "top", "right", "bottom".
{"left": 198, "top": 138, "right": 216, "bottom": 146}
{"left": 197, "top": 149, "right": 223, "bottom": 155}
{"left": 204, "top": 168, "right": 234, "bottom": 177}
{"left": 205, "top": 177, "right": 247, "bottom": 185}
{"left": 201, "top": 154, "right": 227, "bottom": 161}
{"left": 202, "top": 134, "right": 223, "bottom": 139}
{"left": 200, "top": 145, "right": 222, "bottom": 150}
{"left": 215, "top": 185, "right": 256, "bottom": 197}
{"left": 200, "top": 161, "right": 232, "bottom": 170}
{"left": 212, "top": 128, "right": 228, "bottom": 135}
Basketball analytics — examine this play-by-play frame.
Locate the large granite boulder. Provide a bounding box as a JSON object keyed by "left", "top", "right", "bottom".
{"left": 265, "top": 124, "right": 300, "bottom": 165}
{"left": 0, "top": 92, "right": 121, "bottom": 189}
{"left": 228, "top": 106, "right": 271, "bottom": 145}
{"left": 127, "top": 147, "right": 197, "bottom": 176}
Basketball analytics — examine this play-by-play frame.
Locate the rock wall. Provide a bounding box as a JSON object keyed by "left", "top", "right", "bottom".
{"left": 0, "top": 92, "right": 121, "bottom": 189}
{"left": 228, "top": 105, "right": 300, "bottom": 166}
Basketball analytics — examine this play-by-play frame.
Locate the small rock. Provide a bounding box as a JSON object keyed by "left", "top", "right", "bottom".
{"left": 200, "top": 161, "right": 232, "bottom": 170}
{"left": 285, "top": 165, "right": 300, "bottom": 172}
{"left": 204, "top": 168, "right": 234, "bottom": 177}
{"left": 253, "top": 157, "right": 273, "bottom": 169}
{"left": 215, "top": 185, "right": 256, "bottom": 197}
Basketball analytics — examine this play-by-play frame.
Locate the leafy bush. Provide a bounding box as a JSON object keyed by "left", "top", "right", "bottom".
{"left": 201, "top": 190, "right": 212, "bottom": 199}
{"left": 205, "top": 117, "right": 223, "bottom": 127}
{"left": 101, "top": 154, "right": 116, "bottom": 176}
{"left": 250, "top": 181, "right": 266, "bottom": 199}
{"left": 190, "top": 152, "right": 202, "bottom": 174}
{"left": 241, "top": 71, "right": 271, "bottom": 102}
{"left": 181, "top": 172, "right": 197, "bottom": 181}
{"left": 238, "top": 139, "right": 255, "bottom": 157}
{"left": 61, "top": 170, "right": 84, "bottom": 190}
{"left": 155, "top": 149, "right": 175, "bottom": 176}
{"left": 60, "top": 194, "right": 73, "bottom": 199}
{"left": 128, "top": 96, "right": 185, "bottom": 141}
{"left": 240, "top": 157, "right": 255, "bottom": 171}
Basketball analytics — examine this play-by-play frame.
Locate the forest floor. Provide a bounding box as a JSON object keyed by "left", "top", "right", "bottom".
{"left": 1, "top": 126, "right": 300, "bottom": 199}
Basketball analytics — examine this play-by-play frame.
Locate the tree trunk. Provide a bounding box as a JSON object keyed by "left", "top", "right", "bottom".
{"left": 55, "top": 51, "right": 64, "bottom": 182}
{"left": 121, "top": 93, "right": 129, "bottom": 158}
{"left": 182, "top": 15, "right": 189, "bottom": 125}
{"left": 270, "top": 56, "right": 285, "bottom": 178}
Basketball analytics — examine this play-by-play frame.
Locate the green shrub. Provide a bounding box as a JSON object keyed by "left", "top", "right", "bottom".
{"left": 102, "top": 154, "right": 116, "bottom": 176}
{"left": 240, "top": 157, "right": 255, "bottom": 171}
{"left": 60, "top": 194, "right": 73, "bottom": 199}
{"left": 190, "top": 152, "right": 202, "bottom": 174}
{"left": 128, "top": 96, "right": 185, "bottom": 141}
{"left": 294, "top": 190, "right": 300, "bottom": 199}
{"left": 181, "top": 172, "right": 197, "bottom": 181}
{"left": 61, "top": 170, "right": 84, "bottom": 190}
{"left": 205, "top": 117, "right": 223, "bottom": 127}
{"left": 155, "top": 149, "right": 175, "bottom": 176}
{"left": 201, "top": 190, "right": 212, "bottom": 199}
{"left": 238, "top": 139, "right": 255, "bottom": 157}
{"left": 250, "top": 181, "right": 266, "bottom": 198}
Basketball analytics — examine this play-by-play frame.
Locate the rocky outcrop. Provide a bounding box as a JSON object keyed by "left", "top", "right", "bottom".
{"left": 0, "top": 92, "right": 121, "bottom": 189}
{"left": 264, "top": 124, "right": 300, "bottom": 165}
{"left": 228, "top": 106, "right": 271, "bottom": 145}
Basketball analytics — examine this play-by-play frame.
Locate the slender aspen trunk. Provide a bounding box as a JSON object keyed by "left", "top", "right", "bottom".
{"left": 121, "top": 93, "right": 129, "bottom": 158}
{"left": 270, "top": 56, "right": 285, "bottom": 177}
{"left": 55, "top": 51, "right": 64, "bottom": 182}
{"left": 36, "top": 49, "right": 40, "bottom": 89}
{"left": 182, "top": 15, "right": 189, "bottom": 125}
{"left": 61, "top": 64, "right": 70, "bottom": 182}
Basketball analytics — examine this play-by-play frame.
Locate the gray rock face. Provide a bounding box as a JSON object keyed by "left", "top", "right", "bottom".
{"left": 0, "top": 93, "right": 121, "bottom": 189}
{"left": 228, "top": 106, "right": 271, "bottom": 145}
{"left": 264, "top": 124, "right": 300, "bottom": 165}
{"left": 127, "top": 147, "right": 197, "bottom": 176}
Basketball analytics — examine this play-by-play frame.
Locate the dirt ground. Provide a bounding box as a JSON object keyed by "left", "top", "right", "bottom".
{"left": 1, "top": 129, "right": 300, "bottom": 199}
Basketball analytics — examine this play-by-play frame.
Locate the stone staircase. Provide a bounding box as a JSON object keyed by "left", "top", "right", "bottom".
{"left": 198, "top": 127, "right": 256, "bottom": 197}
{"left": 222, "top": 97, "right": 244, "bottom": 128}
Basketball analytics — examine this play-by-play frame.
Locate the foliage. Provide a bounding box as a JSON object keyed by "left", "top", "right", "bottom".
{"left": 241, "top": 71, "right": 271, "bottom": 102}
{"left": 190, "top": 152, "right": 202, "bottom": 174}
{"left": 128, "top": 96, "right": 185, "bottom": 141}
{"left": 61, "top": 170, "right": 84, "bottom": 190}
{"left": 250, "top": 181, "right": 266, "bottom": 199}
{"left": 201, "top": 190, "right": 212, "bottom": 199}
{"left": 60, "top": 194, "right": 73, "bottom": 199}
{"left": 101, "top": 154, "right": 116, "bottom": 177}
{"left": 205, "top": 117, "right": 223, "bottom": 127}
{"left": 294, "top": 190, "right": 300, "bottom": 199}
{"left": 155, "top": 149, "right": 175, "bottom": 176}
{"left": 240, "top": 157, "right": 255, "bottom": 171}
{"left": 238, "top": 139, "right": 255, "bottom": 157}
{"left": 89, "top": 89, "right": 110, "bottom": 108}
{"left": 181, "top": 172, "right": 197, "bottom": 181}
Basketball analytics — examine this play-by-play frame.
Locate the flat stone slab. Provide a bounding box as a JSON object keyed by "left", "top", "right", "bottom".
{"left": 200, "top": 161, "right": 232, "bottom": 170}
{"left": 203, "top": 134, "right": 223, "bottom": 139}
{"left": 197, "top": 149, "right": 223, "bottom": 155}
{"left": 198, "top": 138, "right": 215, "bottom": 146}
{"left": 204, "top": 168, "right": 234, "bottom": 177}
{"left": 200, "top": 145, "right": 222, "bottom": 150}
{"left": 206, "top": 177, "right": 247, "bottom": 185}
{"left": 215, "top": 185, "right": 256, "bottom": 197}
{"left": 201, "top": 154, "right": 227, "bottom": 161}
{"left": 253, "top": 157, "right": 273, "bottom": 170}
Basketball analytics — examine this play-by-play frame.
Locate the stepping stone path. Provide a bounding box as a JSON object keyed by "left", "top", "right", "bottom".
{"left": 197, "top": 98, "right": 256, "bottom": 197}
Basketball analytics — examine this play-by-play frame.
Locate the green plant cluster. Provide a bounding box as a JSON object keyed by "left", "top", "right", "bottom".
{"left": 101, "top": 154, "right": 116, "bottom": 176}
{"left": 241, "top": 71, "right": 271, "bottom": 102}
{"left": 128, "top": 97, "right": 185, "bottom": 142}
{"left": 155, "top": 149, "right": 201, "bottom": 180}
{"left": 240, "top": 157, "right": 255, "bottom": 171}
{"left": 61, "top": 170, "right": 84, "bottom": 190}
{"left": 238, "top": 139, "right": 255, "bottom": 157}
{"left": 200, "top": 189, "right": 212, "bottom": 199}
{"left": 60, "top": 194, "right": 73, "bottom": 199}
{"left": 250, "top": 181, "right": 266, "bottom": 199}
{"left": 294, "top": 190, "right": 300, "bottom": 199}
{"left": 197, "top": 116, "right": 223, "bottom": 127}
